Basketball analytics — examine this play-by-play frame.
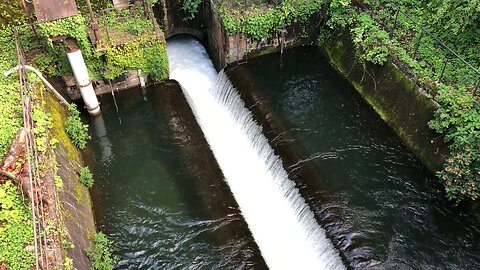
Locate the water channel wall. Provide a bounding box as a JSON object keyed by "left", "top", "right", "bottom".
{"left": 44, "top": 91, "right": 96, "bottom": 269}
{"left": 322, "top": 29, "right": 448, "bottom": 173}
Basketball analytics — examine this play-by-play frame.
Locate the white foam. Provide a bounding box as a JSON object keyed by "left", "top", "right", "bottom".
{"left": 166, "top": 37, "right": 345, "bottom": 270}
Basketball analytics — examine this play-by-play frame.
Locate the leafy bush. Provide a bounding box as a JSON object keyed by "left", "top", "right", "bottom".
{"left": 326, "top": 2, "right": 389, "bottom": 66}
{"left": 0, "top": 181, "right": 35, "bottom": 269}
{"left": 65, "top": 104, "right": 90, "bottom": 149}
{"left": 79, "top": 166, "right": 94, "bottom": 188}
{"left": 104, "top": 37, "right": 169, "bottom": 81}
{"left": 326, "top": 0, "right": 354, "bottom": 29}
{"left": 428, "top": 85, "right": 480, "bottom": 203}
{"left": 218, "top": 0, "right": 324, "bottom": 40}
{"left": 182, "top": 0, "right": 201, "bottom": 21}
{"left": 351, "top": 13, "right": 389, "bottom": 65}
{"left": 86, "top": 232, "right": 116, "bottom": 270}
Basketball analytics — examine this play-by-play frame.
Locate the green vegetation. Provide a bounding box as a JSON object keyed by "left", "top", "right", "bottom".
{"left": 104, "top": 37, "right": 169, "bottom": 80}
{"left": 217, "top": 0, "right": 323, "bottom": 40}
{"left": 98, "top": 4, "right": 169, "bottom": 80}
{"left": 79, "top": 166, "right": 94, "bottom": 188}
{"left": 428, "top": 85, "right": 480, "bottom": 202}
{"left": 350, "top": 13, "right": 389, "bottom": 65}
{"left": 0, "top": 0, "right": 26, "bottom": 27}
{"left": 55, "top": 175, "right": 63, "bottom": 189}
{"left": 86, "top": 232, "right": 116, "bottom": 270}
{"left": 65, "top": 104, "right": 91, "bottom": 149}
{"left": 33, "top": 15, "right": 103, "bottom": 78}
{"left": 182, "top": 0, "right": 202, "bottom": 21}
{"left": 13, "top": 4, "right": 168, "bottom": 82}
{"left": 32, "top": 103, "right": 54, "bottom": 153}
{"left": 0, "top": 28, "right": 23, "bottom": 158}
{"left": 0, "top": 181, "right": 35, "bottom": 269}
{"left": 324, "top": 0, "right": 480, "bottom": 203}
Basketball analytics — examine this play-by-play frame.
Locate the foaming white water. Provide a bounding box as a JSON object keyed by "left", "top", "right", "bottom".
{"left": 166, "top": 37, "right": 345, "bottom": 270}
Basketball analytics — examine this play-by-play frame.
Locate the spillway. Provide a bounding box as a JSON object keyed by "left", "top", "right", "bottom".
{"left": 166, "top": 37, "right": 345, "bottom": 269}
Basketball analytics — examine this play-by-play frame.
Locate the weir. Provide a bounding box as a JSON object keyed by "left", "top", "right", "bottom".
{"left": 166, "top": 36, "right": 345, "bottom": 269}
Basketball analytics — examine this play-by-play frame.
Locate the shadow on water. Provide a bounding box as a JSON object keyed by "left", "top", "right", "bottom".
{"left": 87, "top": 84, "right": 265, "bottom": 269}
{"left": 229, "top": 46, "right": 480, "bottom": 269}
{"left": 227, "top": 64, "right": 379, "bottom": 269}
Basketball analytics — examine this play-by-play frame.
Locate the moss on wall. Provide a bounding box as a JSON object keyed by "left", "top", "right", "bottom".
{"left": 323, "top": 29, "right": 448, "bottom": 173}
{"left": 44, "top": 92, "right": 96, "bottom": 270}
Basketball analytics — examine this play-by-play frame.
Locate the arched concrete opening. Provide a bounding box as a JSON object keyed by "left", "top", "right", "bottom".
{"left": 165, "top": 28, "right": 207, "bottom": 44}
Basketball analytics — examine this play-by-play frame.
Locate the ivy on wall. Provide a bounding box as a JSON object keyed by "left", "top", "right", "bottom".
{"left": 218, "top": 0, "right": 324, "bottom": 40}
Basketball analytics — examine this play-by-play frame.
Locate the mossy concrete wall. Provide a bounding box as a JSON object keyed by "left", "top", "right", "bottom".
{"left": 204, "top": 0, "right": 321, "bottom": 70}
{"left": 44, "top": 92, "right": 96, "bottom": 269}
{"left": 323, "top": 29, "right": 448, "bottom": 173}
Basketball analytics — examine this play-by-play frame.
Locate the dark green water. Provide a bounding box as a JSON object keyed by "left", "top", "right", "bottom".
{"left": 238, "top": 46, "right": 480, "bottom": 269}
{"left": 85, "top": 45, "right": 480, "bottom": 269}
{"left": 86, "top": 89, "right": 263, "bottom": 269}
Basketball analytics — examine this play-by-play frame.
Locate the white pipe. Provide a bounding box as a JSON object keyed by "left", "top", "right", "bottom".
{"left": 4, "top": 65, "right": 70, "bottom": 106}
{"left": 138, "top": 69, "right": 146, "bottom": 88}
{"left": 67, "top": 49, "right": 101, "bottom": 115}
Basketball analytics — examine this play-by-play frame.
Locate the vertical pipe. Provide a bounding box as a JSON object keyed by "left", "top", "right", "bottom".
{"left": 67, "top": 48, "right": 101, "bottom": 115}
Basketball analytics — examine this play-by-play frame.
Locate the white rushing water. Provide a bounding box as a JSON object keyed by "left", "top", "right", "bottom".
{"left": 166, "top": 37, "right": 345, "bottom": 270}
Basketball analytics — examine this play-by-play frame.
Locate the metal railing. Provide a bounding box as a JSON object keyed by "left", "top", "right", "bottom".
{"left": 13, "top": 28, "right": 48, "bottom": 270}
{"left": 373, "top": 2, "right": 480, "bottom": 95}
{"left": 12, "top": 28, "right": 63, "bottom": 270}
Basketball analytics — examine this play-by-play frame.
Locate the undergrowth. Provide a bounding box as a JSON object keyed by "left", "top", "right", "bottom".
{"left": 86, "top": 232, "right": 116, "bottom": 270}
{"left": 217, "top": 0, "right": 324, "bottom": 40}
{"left": 0, "top": 181, "right": 35, "bottom": 269}
{"left": 65, "top": 104, "right": 90, "bottom": 149}
{"left": 79, "top": 166, "right": 94, "bottom": 189}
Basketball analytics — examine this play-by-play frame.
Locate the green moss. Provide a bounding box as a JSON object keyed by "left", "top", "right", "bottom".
{"left": 73, "top": 174, "right": 84, "bottom": 203}
{"left": 44, "top": 93, "right": 82, "bottom": 163}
